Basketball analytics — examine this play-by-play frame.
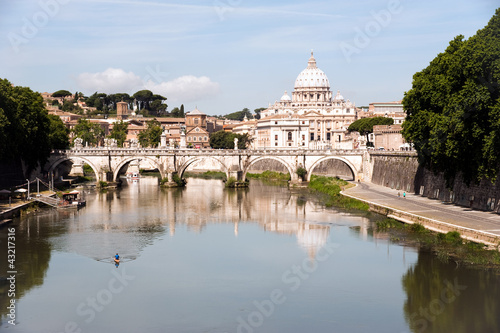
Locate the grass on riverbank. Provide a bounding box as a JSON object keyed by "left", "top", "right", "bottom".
{"left": 184, "top": 171, "right": 226, "bottom": 179}
{"left": 377, "top": 218, "right": 500, "bottom": 268}
{"left": 247, "top": 171, "right": 291, "bottom": 182}
{"left": 308, "top": 175, "right": 369, "bottom": 211}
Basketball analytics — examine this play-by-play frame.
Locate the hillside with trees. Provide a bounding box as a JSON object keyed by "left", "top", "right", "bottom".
{"left": 402, "top": 9, "right": 500, "bottom": 184}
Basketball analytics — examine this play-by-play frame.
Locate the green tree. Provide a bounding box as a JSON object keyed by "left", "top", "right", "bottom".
{"left": 224, "top": 108, "right": 252, "bottom": 121}
{"left": 109, "top": 120, "right": 128, "bottom": 147}
{"left": 72, "top": 118, "right": 105, "bottom": 147}
{"left": 209, "top": 130, "right": 252, "bottom": 149}
{"left": 254, "top": 107, "right": 266, "bottom": 120}
{"left": 138, "top": 120, "right": 162, "bottom": 147}
{"left": 47, "top": 114, "right": 70, "bottom": 149}
{"left": 348, "top": 116, "right": 394, "bottom": 145}
{"left": 52, "top": 90, "right": 72, "bottom": 98}
{"left": 0, "top": 79, "right": 53, "bottom": 170}
{"left": 402, "top": 9, "right": 500, "bottom": 184}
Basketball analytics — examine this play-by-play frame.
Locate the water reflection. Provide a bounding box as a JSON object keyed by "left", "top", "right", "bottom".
{"left": 2, "top": 177, "right": 498, "bottom": 332}
{"left": 402, "top": 252, "right": 500, "bottom": 333}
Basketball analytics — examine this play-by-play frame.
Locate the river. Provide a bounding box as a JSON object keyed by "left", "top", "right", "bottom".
{"left": 1, "top": 177, "right": 499, "bottom": 333}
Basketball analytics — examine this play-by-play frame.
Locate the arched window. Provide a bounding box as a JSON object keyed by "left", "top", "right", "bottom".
{"left": 288, "top": 132, "right": 292, "bottom": 141}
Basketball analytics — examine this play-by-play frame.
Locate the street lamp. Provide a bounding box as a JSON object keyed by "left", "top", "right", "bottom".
{"left": 26, "top": 179, "right": 30, "bottom": 200}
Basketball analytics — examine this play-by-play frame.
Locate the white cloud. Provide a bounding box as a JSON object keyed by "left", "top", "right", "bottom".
{"left": 76, "top": 68, "right": 143, "bottom": 94}
{"left": 145, "top": 75, "right": 220, "bottom": 103}
{"left": 76, "top": 69, "right": 220, "bottom": 103}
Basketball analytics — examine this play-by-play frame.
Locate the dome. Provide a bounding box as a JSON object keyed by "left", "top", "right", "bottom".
{"left": 294, "top": 51, "right": 330, "bottom": 89}
{"left": 333, "top": 90, "right": 344, "bottom": 101}
{"left": 280, "top": 91, "right": 291, "bottom": 101}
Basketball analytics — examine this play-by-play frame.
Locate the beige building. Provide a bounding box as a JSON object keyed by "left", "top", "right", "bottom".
{"left": 371, "top": 125, "right": 407, "bottom": 151}
{"left": 368, "top": 101, "right": 405, "bottom": 125}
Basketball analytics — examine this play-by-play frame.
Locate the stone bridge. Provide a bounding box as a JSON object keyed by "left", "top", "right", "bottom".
{"left": 46, "top": 148, "right": 367, "bottom": 184}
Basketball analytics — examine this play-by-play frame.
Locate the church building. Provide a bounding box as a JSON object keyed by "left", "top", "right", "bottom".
{"left": 257, "top": 52, "right": 358, "bottom": 149}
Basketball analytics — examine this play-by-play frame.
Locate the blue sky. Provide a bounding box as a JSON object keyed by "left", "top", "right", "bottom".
{"left": 1, "top": 0, "right": 498, "bottom": 115}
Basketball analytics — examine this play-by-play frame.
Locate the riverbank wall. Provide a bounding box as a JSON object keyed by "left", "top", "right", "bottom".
{"left": 341, "top": 190, "right": 500, "bottom": 249}
{"left": 366, "top": 152, "right": 500, "bottom": 212}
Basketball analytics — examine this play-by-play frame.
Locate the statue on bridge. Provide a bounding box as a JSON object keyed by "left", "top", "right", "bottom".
{"left": 234, "top": 138, "right": 238, "bottom": 150}
{"left": 74, "top": 137, "right": 83, "bottom": 149}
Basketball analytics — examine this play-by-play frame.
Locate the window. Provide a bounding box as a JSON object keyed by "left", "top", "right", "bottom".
{"left": 302, "top": 121, "right": 305, "bottom": 124}
{"left": 204, "top": 136, "right": 208, "bottom": 141}
{"left": 310, "top": 133, "right": 314, "bottom": 141}
{"left": 327, "top": 133, "right": 331, "bottom": 141}
{"left": 199, "top": 137, "right": 202, "bottom": 141}
{"left": 275, "top": 142, "right": 278, "bottom": 146}
{"left": 194, "top": 118, "right": 199, "bottom": 125}
{"left": 275, "top": 134, "right": 278, "bottom": 140}
{"left": 275, "top": 121, "right": 278, "bottom": 124}
{"left": 302, "top": 134, "right": 305, "bottom": 141}
{"left": 195, "top": 128, "right": 200, "bottom": 132}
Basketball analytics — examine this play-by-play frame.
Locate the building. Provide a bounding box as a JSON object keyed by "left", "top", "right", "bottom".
{"left": 185, "top": 107, "right": 210, "bottom": 148}
{"left": 256, "top": 114, "right": 310, "bottom": 149}
{"left": 258, "top": 52, "right": 358, "bottom": 149}
{"left": 370, "top": 124, "right": 407, "bottom": 151}
{"left": 368, "top": 101, "right": 405, "bottom": 125}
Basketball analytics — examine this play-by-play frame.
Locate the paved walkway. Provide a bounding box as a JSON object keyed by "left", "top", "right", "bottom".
{"left": 342, "top": 181, "right": 500, "bottom": 238}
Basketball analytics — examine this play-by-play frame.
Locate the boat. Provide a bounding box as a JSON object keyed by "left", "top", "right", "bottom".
{"left": 59, "top": 190, "right": 86, "bottom": 208}
{"left": 126, "top": 172, "right": 140, "bottom": 180}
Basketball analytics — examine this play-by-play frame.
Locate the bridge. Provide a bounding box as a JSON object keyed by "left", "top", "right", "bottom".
{"left": 46, "top": 148, "right": 368, "bottom": 184}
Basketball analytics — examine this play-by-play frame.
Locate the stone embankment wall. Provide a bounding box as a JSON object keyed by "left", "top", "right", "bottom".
{"left": 368, "top": 152, "right": 419, "bottom": 192}
{"left": 367, "top": 152, "right": 500, "bottom": 212}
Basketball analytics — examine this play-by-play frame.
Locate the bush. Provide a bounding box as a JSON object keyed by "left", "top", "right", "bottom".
{"left": 225, "top": 177, "right": 237, "bottom": 188}
{"left": 296, "top": 167, "right": 307, "bottom": 181}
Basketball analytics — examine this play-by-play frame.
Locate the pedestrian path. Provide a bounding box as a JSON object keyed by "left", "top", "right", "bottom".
{"left": 342, "top": 181, "right": 500, "bottom": 244}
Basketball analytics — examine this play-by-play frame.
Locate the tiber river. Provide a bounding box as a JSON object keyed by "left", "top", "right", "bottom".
{"left": 1, "top": 177, "right": 500, "bottom": 333}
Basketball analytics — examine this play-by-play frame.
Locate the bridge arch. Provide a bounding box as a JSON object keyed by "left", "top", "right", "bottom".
{"left": 242, "top": 156, "right": 295, "bottom": 181}
{"left": 113, "top": 156, "right": 163, "bottom": 182}
{"left": 47, "top": 156, "right": 101, "bottom": 182}
{"left": 178, "top": 156, "right": 230, "bottom": 179}
{"left": 307, "top": 156, "right": 357, "bottom": 181}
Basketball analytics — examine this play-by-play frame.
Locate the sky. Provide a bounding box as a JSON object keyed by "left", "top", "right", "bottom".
{"left": 1, "top": 0, "right": 498, "bottom": 115}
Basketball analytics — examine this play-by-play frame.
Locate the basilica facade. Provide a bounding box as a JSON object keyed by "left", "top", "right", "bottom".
{"left": 255, "top": 52, "right": 359, "bottom": 149}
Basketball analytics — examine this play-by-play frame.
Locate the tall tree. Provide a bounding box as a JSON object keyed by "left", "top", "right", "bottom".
{"left": 0, "top": 79, "right": 53, "bottom": 170}
{"left": 108, "top": 120, "right": 128, "bottom": 147}
{"left": 52, "top": 90, "right": 72, "bottom": 98}
{"left": 254, "top": 107, "right": 266, "bottom": 120}
{"left": 47, "top": 114, "right": 70, "bottom": 149}
{"left": 209, "top": 130, "right": 252, "bottom": 149}
{"left": 402, "top": 9, "right": 500, "bottom": 184}
{"left": 138, "top": 120, "right": 162, "bottom": 147}
{"left": 72, "top": 118, "right": 105, "bottom": 147}
{"left": 348, "top": 117, "right": 394, "bottom": 145}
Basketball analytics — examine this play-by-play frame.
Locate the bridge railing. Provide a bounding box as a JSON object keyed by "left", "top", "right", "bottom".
{"left": 53, "top": 147, "right": 371, "bottom": 156}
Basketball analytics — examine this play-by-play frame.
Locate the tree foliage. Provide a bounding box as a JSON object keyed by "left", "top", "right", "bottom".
{"left": 109, "top": 120, "right": 128, "bottom": 147}
{"left": 47, "top": 114, "right": 70, "bottom": 149}
{"left": 348, "top": 116, "right": 394, "bottom": 144}
{"left": 0, "top": 79, "right": 54, "bottom": 170}
{"left": 209, "top": 130, "right": 252, "bottom": 149}
{"left": 402, "top": 9, "right": 500, "bottom": 184}
{"left": 224, "top": 108, "right": 253, "bottom": 121}
{"left": 52, "top": 90, "right": 72, "bottom": 98}
{"left": 138, "top": 120, "right": 162, "bottom": 147}
{"left": 72, "top": 118, "right": 105, "bottom": 147}
{"left": 254, "top": 107, "right": 266, "bottom": 120}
